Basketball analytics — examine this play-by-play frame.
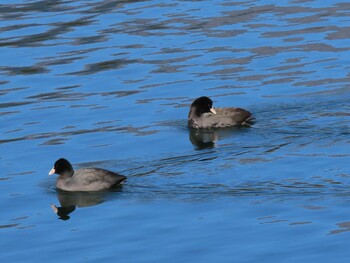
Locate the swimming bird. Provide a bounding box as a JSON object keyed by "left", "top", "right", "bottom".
{"left": 188, "top": 96, "right": 253, "bottom": 129}
{"left": 49, "top": 158, "right": 126, "bottom": 192}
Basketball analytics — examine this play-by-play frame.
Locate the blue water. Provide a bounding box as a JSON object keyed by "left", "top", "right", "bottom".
{"left": 1, "top": 0, "right": 350, "bottom": 262}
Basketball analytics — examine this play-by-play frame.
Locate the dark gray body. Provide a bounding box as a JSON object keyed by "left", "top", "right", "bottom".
{"left": 56, "top": 168, "right": 126, "bottom": 192}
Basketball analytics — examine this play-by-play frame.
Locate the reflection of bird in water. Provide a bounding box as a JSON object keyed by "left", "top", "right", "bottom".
{"left": 189, "top": 128, "right": 248, "bottom": 150}
{"left": 51, "top": 204, "right": 75, "bottom": 221}
{"left": 189, "top": 129, "right": 217, "bottom": 150}
{"left": 51, "top": 190, "right": 118, "bottom": 220}
{"left": 48, "top": 158, "right": 126, "bottom": 191}
{"left": 188, "top": 96, "right": 253, "bottom": 129}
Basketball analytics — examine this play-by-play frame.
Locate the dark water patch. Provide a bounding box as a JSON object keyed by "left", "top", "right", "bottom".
{"left": 196, "top": 66, "right": 248, "bottom": 78}
{"left": 0, "top": 65, "right": 49, "bottom": 75}
{"left": 0, "top": 28, "right": 66, "bottom": 48}
{"left": 0, "top": 1, "right": 72, "bottom": 16}
{"left": 268, "top": 58, "right": 337, "bottom": 72}
{"left": 0, "top": 111, "right": 20, "bottom": 116}
{"left": 25, "top": 88, "right": 141, "bottom": 103}
{"left": 40, "top": 138, "right": 69, "bottom": 145}
{"left": 0, "top": 177, "right": 12, "bottom": 181}
{"left": 329, "top": 222, "right": 350, "bottom": 235}
{"left": 137, "top": 97, "right": 188, "bottom": 107}
{"left": 294, "top": 76, "right": 350, "bottom": 87}
{"left": 37, "top": 56, "right": 86, "bottom": 67}
{"left": 26, "top": 91, "right": 87, "bottom": 101}
{"left": 0, "top": 16, "right": 96, "bottom": 47}
{"left": 90, "top": 143, "right": 112, "bottom": 148}
{"left": 297, "top": 43, "right": 349, "bottom": 52}
{"left": 0, "top": 23, "right": 39, "bottom": 33}
{"left": 82, "top": 0, "right": 149, "bottom": 14}
{"left": 145, "top": 54, "right": 199, "bottom": 69}
{"left": 207, "top": 56, "right": 253, "bottom": 67}
{"left": 283, "top": 37, "right": 304, "bottom": 42}
{"left": 238, "top": 69, "right": 314, "bottom": 81}
{"left": 0, "top": 125, "right": 158, "bottom": 145}
{"left": 72, "top": 35, "right": 108, "bottom": 45}
{"left": 66, "top": 58, "right": 140, "bottom": 75}
{"left": 0, "top": 224, "right": 19, "bottom": 229}
{"left": 263, "top": 26, "right": 338, "bottom": 38}
{"left": 263, "top": 77, "right": 294, "bottom": 85}
{"left": 0, "top": 101, "right": 34, "bottom": 109}
{"left": 139, "top": 80, "right": 191, "bottom": 90}
{"left": 56, "top": 47, "right": 102, "bottom": 57}
{"left": 327, "top": 26, "right": 350, "bottom": 40}
{"left": 151, "top": 64, "right": 187, "bottom": 74}
{"left": 100, "top": 89, "right": 143, "bottom": 98}
{"left": 55, "top": 85, "right": 81, "bottom": 90}
{"left": 0, "top": 87, "right": 27, "bottom": 96}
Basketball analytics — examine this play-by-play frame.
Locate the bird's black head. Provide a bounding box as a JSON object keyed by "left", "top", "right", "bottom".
{"left": 49, "top": 158, "right": 73, "bottom": 176}
{"left": 189, "top": 96, "right": 215, "bottom": 118}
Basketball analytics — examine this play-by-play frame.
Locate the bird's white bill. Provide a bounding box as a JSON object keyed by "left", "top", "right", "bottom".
{"left": 210, "top": 108, "right": 217, "bottom": 114}
{"left": 48, "top": 168, "right": 55, "bottom": 175}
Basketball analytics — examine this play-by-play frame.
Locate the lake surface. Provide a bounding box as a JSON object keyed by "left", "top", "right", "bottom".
{"left": 1, "top": 0, "right": 350, "bottom": 262}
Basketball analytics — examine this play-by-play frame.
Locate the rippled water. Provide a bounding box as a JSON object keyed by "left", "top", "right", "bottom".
{"left": 1, "top": 0, "right": 350, "bottom": 262}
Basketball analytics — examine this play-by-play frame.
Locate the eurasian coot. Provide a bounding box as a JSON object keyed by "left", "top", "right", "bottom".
{"left": 188, "top": 96, "right": 253, "bottom": 129}
{"left": 49, "top": 158, "right": 126, "bottom": 192}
